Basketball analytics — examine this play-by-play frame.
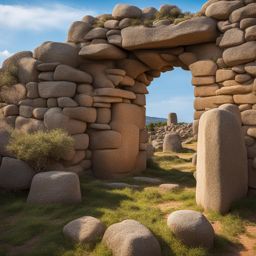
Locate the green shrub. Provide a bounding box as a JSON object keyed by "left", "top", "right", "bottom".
{"left": 0, "top": 65, "right": 18, "bottom": 87}
{"left": 7, "top": 129, "right": 74, "bottom": 171}
{"left": 93, "top": 14, "right": 113, "bottom": 28}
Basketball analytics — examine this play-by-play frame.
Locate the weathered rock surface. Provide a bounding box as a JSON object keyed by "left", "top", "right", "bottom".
{"left": 54, "top": 65, "right": 93, "bottom": 83}
{"left": 38, "top": 81, "right": 76, "bottom": 98}
{"left": 196, "top": 109, "right": 248, "bottom": 214}
{"left": 63, "top": 216, "right": 106, "bottom": 243}
{"left": 167, "top": 210, "right": 214, "bottom": 249}
{"left": 27, "top": 171, "right": 81, "bottom": 204}
{"left": 205, "top": 0, "right": 243, "bottom": 20}
{"left": 79, "top": 44, "right": 127, "bottom": 60}
{"left": 34, "top": 42, "right": 80, "bottom": 67}
{"left": 103, "top": 219, "right": 161, "bottom": 256}
{"left": 223, "top": 42, "right": 256, "bottom": 66}
{"left": 121, "top": 17, "right": 218, "bottom": 50}
{"left": 163, "top": 133, "right": 183, "bottom": 153}
{"left": 0, "top": 157, "right": 34, "bottom": 190}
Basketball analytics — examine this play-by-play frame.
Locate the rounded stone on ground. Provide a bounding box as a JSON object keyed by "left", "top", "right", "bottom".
{"left": 159, "top": 184, "right": 180, "bottom": 191}
{"left": 163, "top": 133, "right": 183, "bottom": 153}
{"left": 103, "top": 219, "right": 161, "bottom": 256}
{"left": 167, "top": 210, "right": 215, "bottom": 249}
{"left": 63, "top": 216, "right": 106, "bottom": 243}
{"left": 27, "top": 171, "right": 81, "bottom": 204}
{"left": 0, "top": 157, "right": 35, "bottom": 190}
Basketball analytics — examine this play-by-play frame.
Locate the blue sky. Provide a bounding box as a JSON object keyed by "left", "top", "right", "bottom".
{"left": 0, "top": 0, "right": 207, "bottom": 122}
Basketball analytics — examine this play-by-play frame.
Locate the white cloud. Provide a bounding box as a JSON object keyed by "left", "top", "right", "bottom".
{"left": 0, "top": 50, "right": 12, "bottom": 58}
{"left": 0, "top": 4, "right": 96, "bottom": 31}
{"left": 146, "top": 95, "right": 194, "bottom": 123}
{"left": 0, "top": 50, "right": 12, "bottom": 67}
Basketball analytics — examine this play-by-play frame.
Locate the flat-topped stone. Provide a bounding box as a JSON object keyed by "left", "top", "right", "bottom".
{"left": 94, "top": 88, "right": 136, "bottom": 99}
{"left": 133, "top": 176, "right": 161, "bottom": 184}
{"left": 104, "top": 183, "right": 140, "bottom": 189}
{"left": 27, "top": 171, "right": 81, "bottom": 204}
{"left": 54, "top": 64, "right": 93, "bottom": 83}
{"left": 38, "top": 81, "right": 76, "bottom": 98}
{"left": 121, "top": 17, "right": 218, "bottom": 50}
{"left": 79, "top": 44, "right": 127, "bottom": 60}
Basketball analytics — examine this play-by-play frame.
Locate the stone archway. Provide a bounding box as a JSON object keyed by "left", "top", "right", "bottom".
{"left": 1, "top": 1, "right": 256, "bottom": 185}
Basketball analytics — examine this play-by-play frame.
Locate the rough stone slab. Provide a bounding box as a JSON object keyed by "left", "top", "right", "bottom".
{"left": 241, "top": 110, "right": 256, "bottom": 125}
{"left": 63, "top": 107, "right": 96, "bottom": 123}
{"left": 167, "top": 210, "right": 214, "bottom": 249}
{"left": 79, "top": 44, "right": 127, "bottom": 60}
{"left": 223, "top": 42, "right": 256, "bottom": 66}
{"left": 94, "top": 88, "right": 136, "bottom": 99}
{"left": 54, "top": 64, "right": 93, "bottom": 83}
{"left": 189, "top": 60, "right": 217, "bottom": 77}
{"left": 89, "top": 130, "right": 122, "bottom": 150}
{"left": 230, "top": 3, "right": 256, "bottom": 23}
{"left": 234, "top": 94, "right": 256, "bottom": 104}
{"left": 121, "top": 17, "right": 218, "bottom": 50}
{"left": 38, "top": 81, "right": 76, "bottom": 98}
{"left": 205, "top": 0, "right": 243, "bottom": 20}
{"left": 0, "top": 157, "right": 35, "bottom": 190}
{"left": 27, "top": 171, "right": 81, "bottom": 204}
{"left": 34, "top": 42, "right": 80, "bottom": 67}
{"left": 216, "top": 85, "right": 252, "bottom": 95}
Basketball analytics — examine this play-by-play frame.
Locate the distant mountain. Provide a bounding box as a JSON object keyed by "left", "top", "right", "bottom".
{"left": 146, "top": 116, "right": 167, "bottom": 125}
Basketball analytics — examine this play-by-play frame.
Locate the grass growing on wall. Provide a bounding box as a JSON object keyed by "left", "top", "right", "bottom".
{"left": 0, "top": 143, "right": 254, "bottom": 256}
{"left": 0, "top": 65, "right": 18, "bottom": 88}
{"left": 7, "top": 129, "right": 74, "bottom": 171}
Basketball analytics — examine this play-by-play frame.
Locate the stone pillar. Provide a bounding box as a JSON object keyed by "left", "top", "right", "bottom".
{"left": 167, "top": 113, "right": 177, "bottom": 126}
{"left": 196, "top": 108, "right": 248, "bottom": 214}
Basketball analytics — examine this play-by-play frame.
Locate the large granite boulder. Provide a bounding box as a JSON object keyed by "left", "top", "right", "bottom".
{"left": 54, "top": 65, "right": 93, "bottom": 83}
{"left": 223, "top": 42, "right": 256, "bottom": 66}
{"left": 112, "top": 4, "right": 142, "bottom": 19}
{"left": 121, "top": 17, "right": 218, "bottom": 50}
{"left": 34, "top": 42, "right": 80, "bottom": 67}
{"left": 103, "top": 219, "right": 161, "bottom": 256}
{"left": 38, "top": 81, "right": 76, "bottom": 98}
{"left": 196, "top": 108, "right": 248, "bottom": 214}
{"left": 27, "top": 171, "right": 81, "bottom": 204}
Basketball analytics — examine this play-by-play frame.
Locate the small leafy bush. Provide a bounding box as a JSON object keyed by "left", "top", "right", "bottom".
{"left": 0, "top": 65, "right": 18, "bottom": 87}
{"left": 7, "top": 129, "right": 74, "bottom": 170}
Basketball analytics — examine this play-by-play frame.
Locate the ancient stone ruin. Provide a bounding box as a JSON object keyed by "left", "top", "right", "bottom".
{"left": 1, "top": 0, "right": 256, "bottom": 214}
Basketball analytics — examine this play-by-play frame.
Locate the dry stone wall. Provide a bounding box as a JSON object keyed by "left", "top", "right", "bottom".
{"left": 0, "top": 0, "right": 256, "bottom": 182}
